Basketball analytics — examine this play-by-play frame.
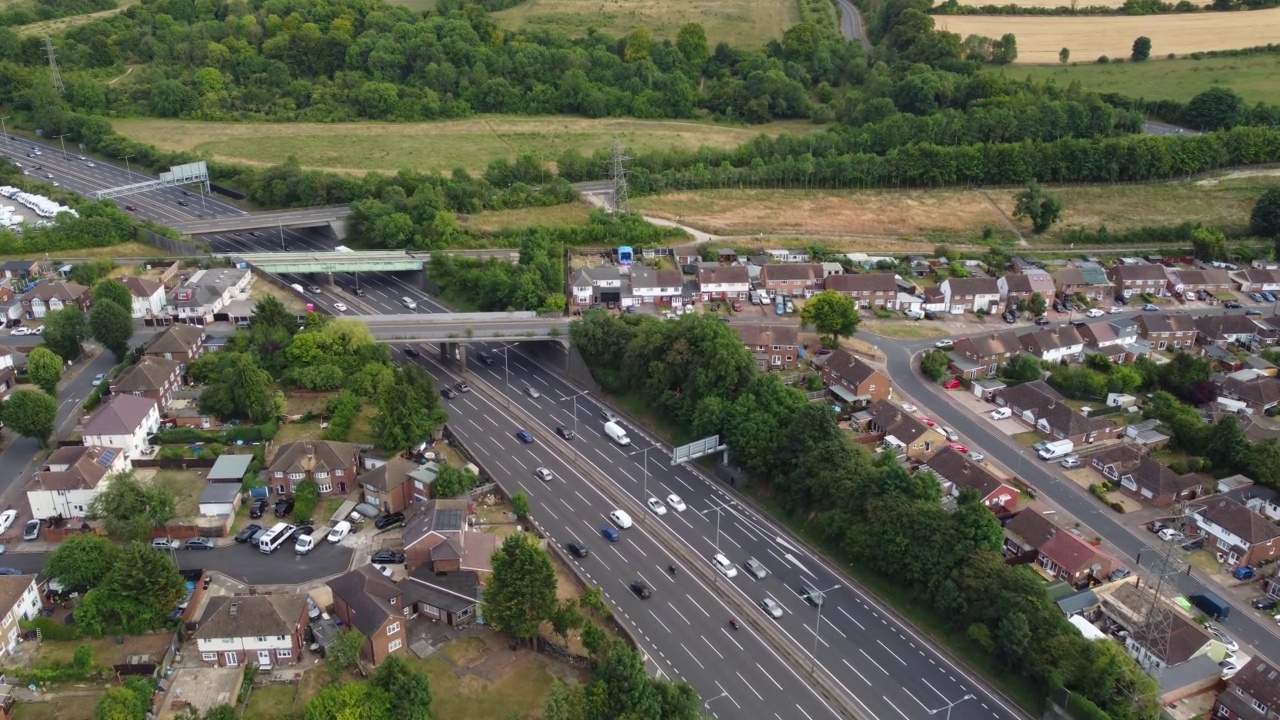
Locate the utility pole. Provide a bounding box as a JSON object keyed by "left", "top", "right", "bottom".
{"left": 44, "top": 36, "right": 64, "bottom": 94}
{"left": 608, "top": 138, "right": 629, "bottom": 215}
{"left": 55, "top": 134, "right": 69, "bottom": 161}
{"left": 119, "top": 154, "right": 134, "bottom": 181}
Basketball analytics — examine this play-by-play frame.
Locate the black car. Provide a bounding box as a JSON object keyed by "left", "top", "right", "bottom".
{"left": 353, "top": 287, "right": 367, "bottom": 297}
{"left": 234, "top": 524, "right": 263, "bottom": 543}
{"left": 441, "top": 387, "right": 458, "bottom": 399}
{"left": 567, "top": 541, "right": 589, "bottom": 558}
{"left": 1252, "top": 596, "right": 1278, "bottom": 610}
{"left": 477, "top": 351, "right": 495, "bottom": 366}
{"left": 1225, "top": 301, "right": 1242, "bottom": 309}
{"left": 274, "top": 498, "right": 295, "bottom": 518}
{"left": 629, "top": 581, "right": 652, "bottom": 599}
{"left": 1035, "top": 316, "right": 1051, "bottom": 326}
{"left": 923, "top": 310, "right": 938, "bottom": 321}
{"left": 1002, "top": 311, "right": 1016, "bottom": 324}
{"left": 374, "top": 512, "right": 405, "bottom": 530}
{"left": 556, "top": 426, "right": 575, "bottom": 440}
{"left": 177, "top": 200, "right": 189, "bottom": 207}
{"left": 250, "top": 231, "right": 263, "bottom": 238}
{"left": 372, "top": 550, "right": 406, "bottom": 564}
{"left": 248, "top": 498, "right": 269, "bottom": 519}
{"left": 404, "top": 347, "right": 420, "bottom": 358}
{"left": 289, "top": 525, "right": 315, "bottom": 541}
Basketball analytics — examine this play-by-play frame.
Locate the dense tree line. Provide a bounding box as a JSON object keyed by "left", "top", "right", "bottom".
{"left": 1102, "top": 86, "right": 1280, "bottom": 132}
{"left": 569, "top": 310, "right": 1159, "bottom": 720}
{"left": 0, "top": 0, "right": 115, "bottom": 28}
{"left": 429, "top": 229, "right": 566, "bottom": 312}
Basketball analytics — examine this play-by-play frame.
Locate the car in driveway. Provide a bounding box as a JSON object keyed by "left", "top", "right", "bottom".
{"left": 900, "top": 403, "right": 917, "bottom": 413}
{"left": 372, "top": 550, "right": 406, "bottom": 564}
{"left": 918, "top": 416, "right": 935, "bottom": 427}
{"left": 942, "top": 378, "right": 961, "bottom": 390}
{"left": 968, "top": 451, "right": 984, "bottom": 462}
{"left": 327, "top": 521, "right": 352, "bottom": 543}
{"left": 1060, "top": 456, "right": 1082, "bottom": 469}
{"left": 0, "top": 510, "right": 15, "bottom": 535}
{"left": 1250, "top": 293, "right": 1265, "bottom": 303}
{"left": 235, "top": 524, "right": 263, "bottom": 543}
{"left": 22, "top": 520, "right": 40, "bottom": 541}
{"left": 947, "top": 442, "right": 968, "bottom": 454}
{"left": 760, "top": 597, "right": 783, "bottom": 618}
{"left": 934, "top": 339, "right": 954, "bottom": 349}
{"left": 1143, "top": 303, "right": 1159, "bottom": 311}
{"left": 185, "top": 537, "right": 215, "bottom": 550}
{"left": 666, "top": 494, "right": 686, "bottom": 512}
{"left": 1035, "top": 316, "right": 1050, "bottom": 326}
{"left": 535, "top": 467, "right": 554, "bottom": 482}
{"left": 1157, "top": 528, "right": 1183, "bottom": 542}
{"left": 515, "top": 429, "right": 534, "bottom": 444}
{"left": 646, "top": 497, "right": 667, "bottom": 515}
{"left": 1264, "top": 292, "right": 1277, "bottom": 303}
{"left": 274, "top": 498, "right": 295, "bottom": 517}
{"left": 374, "top": 512, "right": 405, "bottom": 530}
{"left": 248, "top": 498, "right": 269, "bottom": 519}
{"left": 1204, "top": 624, "right": 1239, "bottom": 652}
{"left": 1252, "top": 596, "right": 1278, "bottom": 610}
{"left": 556, "top": 426, "right": 575, "bottom": 440}
{"left": 630, "top": 581, "right": 652, "bottom": 599}
{"left": 991, "top": 407, "right": 1012, "bottom": 421}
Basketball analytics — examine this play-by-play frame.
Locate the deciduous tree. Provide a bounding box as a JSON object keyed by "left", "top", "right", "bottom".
{"left": 1059, "top": 47, "right": 1070, "bottom": 63}
{"left": 45, "top": 533, "right": 121, "bottom": 589}
{"left": 1027, "top": 292, "right": 1047, "bottom": 317}
{"left": 76, "top": 542, "right": 185, "bottom": 636}
{"left": 1191, "top": 227, "right": 1227, "bottom": 261}
{"left": 87, "top": 471, "right": 176, "bottom": 541}
{"left": 2, "top": 389, "right": 58, "bottom": 447}
{"left": 91, "top": 279, "right": 132, "bottom": 310}
{"left": 370, "top": 655, "right": 435, "bottom": 720}
{"left": 303, "top": 681, "right": 391, "bottom": 720}
{"left": 89, "top": 300, "right": 134, "bottom": 361}
{"left": 293, "top": 478, "right": 319, "bottom": 520}
{"left": 1251, "top": 188, "right": 1280, "bottom": 239}
{"left": 431, "top": 463, "right": 475, "bottom": 498}
{"left": 324, "top": 629, "right": 366, "bottom": 677}
{"left": 920, "top": 349, "right": 949, "bottom": 382}
{"left": 373, "top": 364, "right": 448, "bottom": 453}
{"left": 43, "top": 306, "right": 88, "bottom": 361}
{"left": 1130, "top": 36, "right": 1151, "bottom": 61}
{"left": 1013, "top": 182, "right": 1064, "bottom": 233}
{"left": 485, "top": 533, "right": 557, "bottom": 641}
{"left": 799, "top": 290, "right": 861, "bottom": 346}
{"left": 27, "top": 346, "right": 64, "bottom": 397}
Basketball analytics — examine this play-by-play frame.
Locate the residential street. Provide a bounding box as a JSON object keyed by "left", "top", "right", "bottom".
{"left": 0, "top": 543, "right": 353, "bottom": 585}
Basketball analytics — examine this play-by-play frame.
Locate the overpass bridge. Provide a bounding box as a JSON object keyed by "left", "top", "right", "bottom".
{"left": 174, "top": 206, "right": 354, "bottom": 238}
{"left": 359, "top": 313, "right": 570, "bottom": 343}
{"left": 233, "top": 249, "right": 519, "bottom": 273}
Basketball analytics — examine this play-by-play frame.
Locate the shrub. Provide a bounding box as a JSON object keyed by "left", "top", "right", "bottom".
{"left": 1097, "top": 55, "right": 1110, "bottom": 63}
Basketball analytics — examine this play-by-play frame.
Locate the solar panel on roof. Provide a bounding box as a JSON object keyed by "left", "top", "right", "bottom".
{"left": 96, "top": 450, "right": 117, "bottom": 467}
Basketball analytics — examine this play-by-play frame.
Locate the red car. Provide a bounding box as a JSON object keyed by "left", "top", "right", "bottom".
{"left": 947, "top": 442, "right": 968, "bottom": 454}
{"left": 124, "top": 205, "right": 137, "bottom": 211}
{"left": 918, "top": 416, "right": 935, "bottom": 427}
{"left": 943, "top": 378, "right": 961, "bottom": 390}
{"left": 731, "top": 300, "right": 742, "bottom": 312}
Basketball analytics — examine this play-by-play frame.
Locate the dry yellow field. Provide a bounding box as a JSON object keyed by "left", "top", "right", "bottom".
{"left": 952, "top": 0, "right": 1126, "bottom": 7}
{"left": 936, "top": 8, "right": 1280, "bottom": 63}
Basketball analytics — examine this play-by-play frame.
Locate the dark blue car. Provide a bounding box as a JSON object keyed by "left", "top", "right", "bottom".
{"left": 515, "top": 429, "right": 534, "bottom": 444}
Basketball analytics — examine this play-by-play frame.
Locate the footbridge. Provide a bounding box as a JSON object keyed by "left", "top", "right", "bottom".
{"left": 175, "top": 206, "right": 354, "bottom": 238}
{"left": 234, "top": 249, "right": 519, "bottom": 273}
{"left": 359, "top": 313, "right": 570, "bottom": 343}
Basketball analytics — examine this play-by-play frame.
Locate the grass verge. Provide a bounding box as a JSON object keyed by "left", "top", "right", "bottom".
{"left": 12, "top": 694, "right": 103, "bottom": 720}
{"left": 491, "top": 0, "right": 799, "bottom": 47}
{"left": 463, "top": 202, "right": 596, "bottom": 233}
{"left": 0, "top": 241, "right": 163, "bottom": 261}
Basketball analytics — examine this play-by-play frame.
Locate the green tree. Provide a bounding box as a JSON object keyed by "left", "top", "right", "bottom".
{"left": 94, "top": 680, "right": 152, "bottom": 720}
{"left": 511, "top": 492, "right": 530, "bottom": 520}
{"left": 27, "top": 346, "right": 64, "bottom": 397}
{"left": 2, "top": 389, "right": 58, "bottom": 447}
{"left": 1013, "top": 182, "right": 1064, "bottom": 233}
{"left": 1182, "top": 86, "right": 1247, "bottom": 131}
{"left": 75, "top": 542, "right": 186, "bottom": 636}
{"left": 549, "top": 598, "right": 584, "bottom": 645}
{"left": 585, "top": 640, "right": 662, "bottom": 719}
{"left": 1059, "top": 47, "right": 1070, "bottom": 63}
{"left": 1027, "top": 292, "right": 1047, "bottom": 317}
{"left": 486, "top": 533, "right": 557, "bottom": 641}
{"left": 431, "top": 463, "right": 475, "bottom": 499}
{"left": 674, "top": 23, "right": 709, "bottom": 64}
{"left": 43, "top": 306, "right": 88, "bottom": 361}
{"left": 89, "top": 300, "right": 134, "bottom": 361}
{"left": 992, "top": 33, "right": 1017, "bottom": 64}
{"left": 1004, "top": 354, "right": 1043, "bottom": 383}
{"left": 87, "top": 471, "right": 177, "bottom": 542}
{"left": 1130, "top": 36, "right": 1151, "bottom": 61}
{"left": 293, "top": 478, "right": 319, "bottom": 520}
{"left": 1252, "top": 188, "right": 1280, "bottom": 240}
{"left": 91, "top": 279, "right": 132, "bottom": 311}
{"left": 799, "top": 290, "right": 861, "bottom": 346}
{"left": 45, "top": 533, "right": 121, "bottom": 589}
{"left": 373, "top": 364, "right": 448, "bottom": 453}
{"left": 1191, "top": 227, "right": 1227, "bottom": 261}
{"left": 303, "top": 682, "right": 391, "bottom": 720}
{"left": 920, "top": 349, "right": 949, "bottom": 382}
{"left": 198, "top": 352, "right": 278, "bottom": 422}
{"left": 370, "top": 654, "right": 435, "bottom": 720}
{"left": 1207, "top": 417, "right": 1252, "bottom": 475}
{"left": 325, "top": 628, "right": 366, "bottom": 677}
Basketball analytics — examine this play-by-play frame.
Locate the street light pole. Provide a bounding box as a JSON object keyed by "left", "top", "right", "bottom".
{"left": 119, "top": 154, "right": 134, "bottom": 181}
{"left": 279, "top": 220, "right": 285, "bottom": 251}
{"left": 703, "top": 691, "right": 730, "bottom": 713}
{"left": 809, "top": 584, "right": 842, "bottom": 671}
{"left": 55, "top": 134, "right": 69, "bottom": 161}
{"left": 929, "top": 694, "right": 976, "bottom": 720}
{"left": 0, "top": 116, "right": 10, "bottom": 145}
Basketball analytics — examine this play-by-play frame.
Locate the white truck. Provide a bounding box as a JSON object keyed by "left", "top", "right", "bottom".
{"left": 1038, "top": 439, "right": 1075, "bottom": 461}
{"left": 604, "top": 421, "right": 631, "bottom": 446}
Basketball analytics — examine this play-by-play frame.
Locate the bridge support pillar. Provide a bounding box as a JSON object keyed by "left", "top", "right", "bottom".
{"left": 328, "top": 217, "right": 348, "bottom": 241}
{"left": 438, "top": 342, "right": 466, "bottom": 370}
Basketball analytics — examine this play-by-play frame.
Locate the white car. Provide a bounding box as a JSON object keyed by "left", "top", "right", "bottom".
{"left": 32, "top": 326, "right": 42, "bottom": 335}
{"left": 646, "top": 497, "right": 667, "bottom": 516}
{"left": 0, "top": 510, "right": 15, "bottom": 534}
{"left": 760, "top": 597, "right": 783, "bottom": 618}
{"left": 990, "top": 407, "right": 1012, "bottom": 420}
{"left": 900, "top": 403, "right": 917, "bottom": 413}
{"left": 1108, "top": 306, "right": 1122, "bottom": 314}
{"left": 9, "top": 327, "right": 29, "bottom": 336}
{"left": 1086, "top": 308, "right": 1104, "bottom": 318}
{"left": 333, "top": 302, "right": 347, "bottom": 312}
{"left": 968, "top": 452, "right": 984, "bottom": 462}
{"left": 1157, "top": 528, "right": 1183, "bottom": 542}
{"left": 1220, "top": 659, "right": 1243, "bottom": 680}
{"left": 373, "top": 563, "right": 394, "bottom": 578}
{"left": 934, "top": 339, "right": 954, "bottom": 349}
{"left": 666, "top": 494, "right": 686, "bottom": 512}
{"left": 1204, "top": 624, "right": 1239, "bottom": 652}
{"left": 327, "top": 521, "right": 351, "bottom": 543}
{"left": 92, "top": 373, "right": 106, "bottom": 385}
{"left": 535, "top": 467, "right": 554, "bottom": 482}
{"left": 609, "top": 510, "right": 632, "bottom": 529}
{"left": 713, "top": 553, "right": 737, "bottom": 578}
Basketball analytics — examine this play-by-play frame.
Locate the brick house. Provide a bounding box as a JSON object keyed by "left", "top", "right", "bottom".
{"left": 21, "top": 281, "right": 90, "bottom": 319}
{"left": 360, "top": 457, "right": 418, "bottom": 514}
{"left": 328, "top": 566, "right": 408, "bottom": 667}
{"left": 1213, "top": 658, "right": 1280, "bottom": 720}
{"left": 1170, "top": 268, "right": 1232, "bottom": 298}
{"left": 1195, "top": 315, "right": 1267, "bottom": 349}
{"left": 948, "top": 331, "right": 1021, "bottom": 380}
{"left": 919, "top": 447, "right": 1018, "bottom": 512}
{"left": 1053, "top": 264, "right": 1112, "bottom": 305}
{"left": 1109, "top": 263, "right": 1170, "bottom": 299}
{"left": 1219, "top": 373, "right": 1280, "bottom": 414}
{"left": 266, "top": 441, "right": 359, "bottom": 496}
{"left": 193, "top": 595, "right": 308, "bottom": 669}
{"left": 993, "top": 381, "right": 1121, "bottom": 445}
{"left": 1019, "top": 326, "right": 1085, "bottom": 364}
{"left": 402, "top": 499, "right": 495, "bottom": 574}
{"left": 401, "top": 568, "right": 480, "bottom": 628}
{"left": 997, "top": 271, "right": 1056, "bottom": 312}
{"left": 697, "top": 265, "right": 750, "bottom": 301}
{"left": 1231, "top": 268, "right": 1280, "bottom": 293}
{"left": 0, "top": 260, "right": 39, "bottom": 281}
{"left": 1189, "top": 496, "right": 1280, "bottom": 568}
{"left": 0, "top": 347, "right": 18, "bottom": 398}
{"left": 1136, "top": 314, "right": 1197, "bottom": 351}
{"left": 1077, "top": 319, "right": 1143, "bottom": 364}
{"left": 144, "top": 324, "right": 207, "bottom": 363}
{"left": 1002, "top": 509, "right": 1059, "bottom": 560}
{"left": 1088, "top": 445, "right": 1204, "bottom": 507}
{"left": 817, "top": 349, "right": 890, "bottom": 406}
{"left": 734, "top": 324, "right": 799, "bottom": 370}
{"left": 110, "top": 357, "right": 183, "bottom": 407}
{"left": 822, "top": 273, "right": 900, "bottom": 310}
{"left": 865, "top": 400, "right": 946, "bottom": 459}
{"left": 1036, "top": 530, "right": 1114, "bottom": 588}
{"left": 939, "top": 277, "right": 1000, "bottom": 314}
{"left": 758, "top": 263, "right": 823, "bottom": 297}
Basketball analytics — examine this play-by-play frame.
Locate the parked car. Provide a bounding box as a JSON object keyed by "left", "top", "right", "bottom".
{"left": 288, "top": 525, "right": 315, "bottom": 541}
{"left": 1249, "top": 293, "right": 1265, "bottom": 302}
{"left": 1233, "top": 566, "right": 1256, "bottom": 581}
{"left": 1157, "top": 528, "right": 1183, "bottom": 542}
{"left": 940, "top": 427, "right": 959, "bottom": 441}
{"left": 0, "top": 510, "right": 16, "bottom": 534}
{"left": 1002, "top": 311, "right": 1016, "bottom": 324}
{"left": 1107, "top": 306, "right": 1122, "bottom": 314}
{"left": 934, "top": 339, "right": 954, "bottom": 349}
{"left": 1252, "top": 596, "right": 1278, "bottom": 610}
{"left": 185, "top": 537, "right": 215, "bottom": 550}
{"left": 923, "top": 311, "right": 938, "bottom": 320}
{"left": 1247, "top": 309, "right": 1264, "bottom": 316}
{"left": 151, "top": 537, "right": 180, "bottom": 550}
{"left": 1035, "top": 316, "right": 1050, "bottom": 326}
{"left": 1264, "top": 292, "right": 1277, "bottom": 303}
{"left": 942, "top": 378, "right": 961, "bottom": 390}
{"left": 947, "top": 442, "right": 968, "bottom": 454}
{"left": 1086, "top": 308, "right": 1104, "bottom": 318}
{"left": 1060, "top": 456, "right": 1082, "bottom": 469}
{"left": 372, "top": 550, "right": 406, "bottom": 564}
{"left": 248, "top": 498, "right": 269, "bottom": 519}
{"left": 22, "top": 520, "right": 40, "bottom": 541}
{"left": 374, "top": 512, "right": 405, "bottom": 530}
{"left": 1204, "top": 623, "right": 1239, "bottom": 651}
{"left": 1225, "top": 301, "right": 1242, "bottom": 309}
{"left": 918, "top": 416, "right": 935, "bottom": 427}
{"left": 968, "top": 452, "right": 984, "bottom": 462}
{"left": 990, "top": 408, "right": 1012, "bottom": 420}
{"left": 235, "top": 524, "right": 263, "bottom": 543}
{"left": 274, "top": 498, "right": 295, "bottom": 517}
{"left": 1148, "top": 521, "right": 1168, "bottom": 534}
{"left": 1142, "top": 304, "right": 1159, "bottom": 312}
{"left": 327, "top": 521, "right": 352, "bottom": 543}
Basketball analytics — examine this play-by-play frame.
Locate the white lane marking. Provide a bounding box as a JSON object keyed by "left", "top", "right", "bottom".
{"left": 877, "top": 639, "right": 908, "bottom": 666}
{"left": 715, "top": 681, "right": 741, "bottom": 709}
{"left": 860, "top": 648, "right": 889, "bottom": 675}
{"left": 838, "top": 606, "right": 865, "bottom": 630}
{"left": 647, "top": 608, "right": 672, "bottom": 634}
{"left": 701, "top": 635, "right": 724, "bottom": 660}
{"left": 680, "top": 643, "right": 704, "bottom": 670}
{"left": 883, "top": 696, "right": 910, "bottom": 720}
{"left": 721, "top": 627, "right": 744, "bottom": 652}
{"left": 757, "top": 663, "right": 784, "bottom": 691}
{"left": 668, "top": 603, "right": 692, "bottom": 625}
{"left": 843, "top": 658, "right": 871, "bottom": 686}
{"left": 686, "top": 594, "right": 710, "bottom": 618}
{"left": 738, "top": 671, "right": 764, "bottom": 701}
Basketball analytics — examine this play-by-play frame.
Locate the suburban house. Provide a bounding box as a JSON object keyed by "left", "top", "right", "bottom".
{"left": 109, "top": 356, "right": 183, "bottom": 407}
{"left": 0, "top": 260, "right": 39, "bottom": 281}
{"left": 401, "top": 568, "right": 480, "bottom": 628}
{"left": 1077, "top": 319, "right": 1144, "bottom": 364}
{"left": 1019, "top": 326, "right": 1085, "bottom": 364}
{"left": 20, "top": 281, "right": 90, "bottom": 319}
{"left": 697, "top": 265, "right": 750, "bottom": 301}
{"left": 758, "top": 263, "right": 823, "bottom": 297}
{"left": 25, "top": 446, "right": 127, "bottom": 522}
{"left": 1002, "top": 509, "right": 1059, "bottom": 561}
{"left": 144, "top": 324, "right": 207, "bottom": 363}
{"left": 193, "top": 595, "right": 308, "bottom": 669}
{"left": 327, "top": 566, "right": 408, "bottom": 666}
{"left": 1036, "top": 530, "right": 1115, "bottom": 588}
{"left": 1195, "top": 315, "right": 1266, "bottom": 349}
{"left": 1170, "top": 267, "right": 1232, "bottom": 298}
{"left": 1109, "top": 263, "right": 1170, "bottom": 299}
{"left": 1053, "top": 263, "right": 1112, "bottom": 305}
{"left": 569, "top": 267, "right": 625, "bottom": 308}
{"left": 1218, "top": 371, "right": 1280, "bottom": 414}
{"left": 162, "top": 268, "right": 253, "bottom": 325}
{"left": 1136, "top": 314, "right": 1198, "bottom": 351}
{"left": 817, "top": 349, "right": 891, "bottom": 406}
{"left": 1231, "top": 268, "right": 1280, "bottom": 293}
{"left": 628, "top": 266, "right": 683, "bottom": 306}
{"left": 81, "top": 394, "right": 161, "bottom": 459}
{"left": 1088, "top": 445, "right": 1204, "bottom": 507}
{"left": 919, "top": 447, "right": 1019, "bottom": 512}
{"left": 0, "top": 347, "right": 18, "bottom": 398}
{"left": 993, "top": 381, "right": 1121, "bottom": 445}
{"left": 1127, "top": 611, "right": 1215, "bottom": 676}
{"left": 1213, "top": 658, "right": 1280, "bottom": 720}
{"left": 948, "top": 331, "right": 1022, "bottom": 380}
{"left": 734, "top": 324, "right": 800, "bottom": 370}
{"left": 997, "top": 271, "right": 1056, "bottom": 312}
{"left": 938, "top": 277, "right": 1000, "bottom": 314}
{"left": 403, "top": 499, "right": 496, "bottom": 574}
{"left": 360, "top": 457, "right": 419, "bottom": 514}
{"left": 823, "top": 273, "right": 900, "bottom": 309}
{"left": 121, "top": 276, "right": 167, "bottom": 319}
{"left": 865, "top": 400, "right": 946, "bottom": 459}
{"left": 1189, "top": 496, "right": 1280, "bottom": 568}
{"left": 266, "top": 441, "right": 359, "bottom": 497}
{"left": 0, "top": 575, "right": 43, "bottom": 657}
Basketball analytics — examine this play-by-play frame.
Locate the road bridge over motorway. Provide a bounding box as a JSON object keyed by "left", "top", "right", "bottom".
{"left": 360, "top": 313, "right": 570, "bottom": 343}
{"left": 234, "top": 249, "right": 519, "bottom": 273}
{"left": 173, "top": 205, "right": 354, "bottom": 237}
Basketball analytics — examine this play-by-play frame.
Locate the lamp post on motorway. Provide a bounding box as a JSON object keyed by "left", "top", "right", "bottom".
{"left": 809, "top": 584, "right": 842, "bottom": 671}
{"left": 699, "top": 502, "right": 725, "bottom": 551}
{"left": 929, "top": 694, "right": 976, "bottom": 720}
{"left": 119, "top": 154, "right": 134, "bottom": 181}
{"left": 55, "top": 134, "right": 69, "bottom": 161}
{"left": 279, "top": 219, "right": 286, "bottom": 251}
{"left": 627, "top": 445, "right": 652, "bottom": 514}
{"left": 562, "top": 388, "right": 590, "bottom": 436}
{"left": 0, "top": 116, "right": 9, "bottom": 145}
{"left": 703, "top": 691, "right": 730, "bottom": 713}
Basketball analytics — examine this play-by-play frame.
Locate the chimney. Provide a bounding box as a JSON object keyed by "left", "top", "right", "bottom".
{"left": 304, "top": 442, "right": 314, "bottom": 458}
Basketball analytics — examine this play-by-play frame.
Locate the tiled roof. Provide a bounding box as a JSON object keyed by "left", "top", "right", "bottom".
{"left": 996, "top": 380, "right": 1063, "bottom": 413}
{"left": 1137, "top": 314, "right": 1196, "bottom": 335}
{"left": 956, "top": 330, "right": 1021, "bottom": 360}
{"left": 267, "top": 441, "right": 358, "bottom": 476}
{"left": 1020, "top": 326, "right": 1083, "bottom": 353}
{"left": 1195, "top": 315, "right": 1263, "bottom": 340}
{"left": 1039, "top": 530, "right": 1109, "bottom": 575}
{"left": 822, "top": 350, "right": 884, "bottom": 387}
{"left": 697, "top": 265, "right": 750, "bottom": 285}
{"left": 734, "top": 324, "right": 798, "bottom": 348}
{"left": 1199, "top": 496, "right": 1280, "bottom": 544}
{"left": 946, "top": 277, "right": 999, "bottom": 295}
{"left": 0, "top": 575, "right": 35, "bottom": 615}
{"left": 23, "top": 281, "right": 88, "bottom": 303}
{"left": 759, "top": 264, "right": 821, "bottom": 282}
{"left": 1224, "top": 660, "right": 1280, "bottom": 715}
{"left": 1090, "top": 446, "right": 1202, "bottom": 497}
{"left": 1223, "top": 375, "right": 1280, "bottom": 407}
{"left": 1131, "top": 611, "right": 1209, "bottom": 666}
{"left": 26, "top": 446, "right": 120, "bottom": 492}
{"left": 1005, "top": 510, "right": 1058, "bottom": 549}
{"left": 824, "top": 274, "right": 897, "bottom": 293}
{"left": 922, "top": 447, "right": 1012, "bottom": 501}
{"left": 865, "top": 400, "right": 935, "bottom": 445}
{"left": 1175, "top": 268, "right": 1231, "bottom": 287}
{"left": 112, "top": 357, "right": 179, "bottom": 394}
{"left": 146, "top": 324, "right": 205, "bottom": 355}
{"left": 1112, "top": 264, "right": 1169, "bottom": 282}
{"left": 629, "top": 266, "right": 683, "bottom": 290}
{"left": 83, "top": 395, "right": 157, "bottom": 436}
{"left": 121, "top": 276, "right": 163, "bottom": 299}
{"left": 328, "top": 566, "right": 401, "bottom": 638}
{"left": 362, "top": 457, "right": 418, "bottom": 492}
{"left": 194, "top": 595, "right": 306, "bottom": 640}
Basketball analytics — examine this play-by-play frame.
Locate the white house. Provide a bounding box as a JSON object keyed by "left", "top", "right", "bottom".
{"left": 569, "top": 267, "right": 627, "bottom": 307}
{"left": 1020, "top": 326, "right": 1086, "bottom": 364}
{"left": 164, "top": 268, "right": 253, "bottom": 324}
{"left": 629, "top": 266, "right": 683, "bottom": 306}
{"left": 939, "top": 278, "right": 1000, "bottom": 314}
{"left": 121, "top": 276, "right": 167, "bottom": 318}
{"left": 193, "top": 595, "right": 307, "bottom": 669}
{"left": 82, "top": 394, "right": 160, "bottom": 459}
{"left": 764, "top": 249, "right": 810, "bottom": 263}
{"left": 0, "top": 575, "right": 43, "bottom": 656}
{"left": 1188, "top": 496, "right": 1280, "bottom": 568}
{"left": 697, "top": 265, "right": 750, "bottom": 301}
{"left": 25, "top": 445, "right": 127, "bottom": 521}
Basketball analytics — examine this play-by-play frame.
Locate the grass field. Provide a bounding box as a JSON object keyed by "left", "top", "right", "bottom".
{"left": 0, "top": 241, "right": 160, "bottom": 261}
{"left": 936, "top": 8, "right": 1280, "bottom": 63}
{"left": 997, "top": 52, "right": 1280, "bottom": 106}
{"left": 13, "top": 0, "right": 139, "bottom": 35}
{"left": 491, "top": 0, "right": 799, "bottom": 47}
{"left": 632, "top": 170, "right": 1280, "bottom": 241}
{"left": 954, "top": 0, "right": 1126, "bottom": 6}
{"left": 462, "top": 201, "right": 596, "bottom": 233}
{"left": 111, "top": 116, "right": 816, "bottom": 176}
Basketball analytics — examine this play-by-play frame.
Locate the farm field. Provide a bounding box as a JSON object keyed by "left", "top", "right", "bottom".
{"left": 491, "top": 0, "right": 799, "bottom": 47}
{"left": 952, "top": 0, "right": 1125, "bottom": 6}
{"left": 935, "top": 8, "right": 1280, "bottom": 63}
{"left": 111, "top": 116, "right": 817, "bottom": 176}
{"left": 12, "top": 0, "right": 139, "bottom": 35}
{"left": 385, "top": 0, "right": 436, "bottom": 10}
{"left": 631, "top": 171, "right": 1280, "bottom": 240}
{"left": 998, "top": 52, "right": 1280, "bottom": 106}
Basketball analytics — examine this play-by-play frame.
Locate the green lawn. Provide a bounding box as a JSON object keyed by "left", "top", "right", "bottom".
{"left": 998, "top": 52, "right": 1280, "bottom": 106}
{"left": 244, "top": 684, "right": 298, "bottom": 719}
{"left": 12, "top": 694, "right": 103, "bottom": 720}
{"left": 151, "top": 470, "right": 204, "bottom": 518}
{"left": 405, "top": 653, "right": 564, "bottom": 720}
{"left": 491, "top": 0, "right": 799, "bottom": 47}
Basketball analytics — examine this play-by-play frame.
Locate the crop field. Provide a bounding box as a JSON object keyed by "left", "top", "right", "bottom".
{"left": 111, "top": 116, "right": 816, "bottom": 175}
{"left": 999, "top": 52, "right": 1280, "bottom": 106}
{"left": 952, "top": 0, "right": 1126, "bottom": 6}
{"left": 936, "top": 8, "right": 1280, "bottom": 63}
{"left": 491, "top": 0, "right": 799, "bottom": 47}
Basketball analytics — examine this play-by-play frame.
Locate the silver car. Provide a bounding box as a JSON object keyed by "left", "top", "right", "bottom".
{"left": 760, "top": 597, "right": 783, "bottom": 618}
{"left": 743, "top": 558, "right": 768, "bottom": 580}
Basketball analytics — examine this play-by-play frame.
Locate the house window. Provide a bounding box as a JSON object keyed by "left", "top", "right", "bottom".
{"left": 387, "top": 622, "right": 401, "bottom": 636}
{"left": 1216, "top": 537, "right": 1231, "bottom": 551}
{"left": 1252, "top": 701, "right": 1267, "bottom": 715}
{"left": 387, "top": 638, "right": 403, "bottom": 653}
{"left": 202, "top": 652, "right": 217, "bottom": 661}
{"left": 313, "top": 471, "right": 329, "bottom": 479}
{"left": 318, "top": 483, "right": 332, "bottom": 493}
{"left": 274, "top": 471, "right": 284, "bottom": 478}
{"left": 277, "top": 649, "right": 292, "bottom": 659}
{"left": 276, "top": 484, "right": 286, "bottom": 494}
{"left": 335, "top": 469, "right": 345, "bottom": 476}
{"left": 288, "top": 472, "right": 305, "bottom": 481}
